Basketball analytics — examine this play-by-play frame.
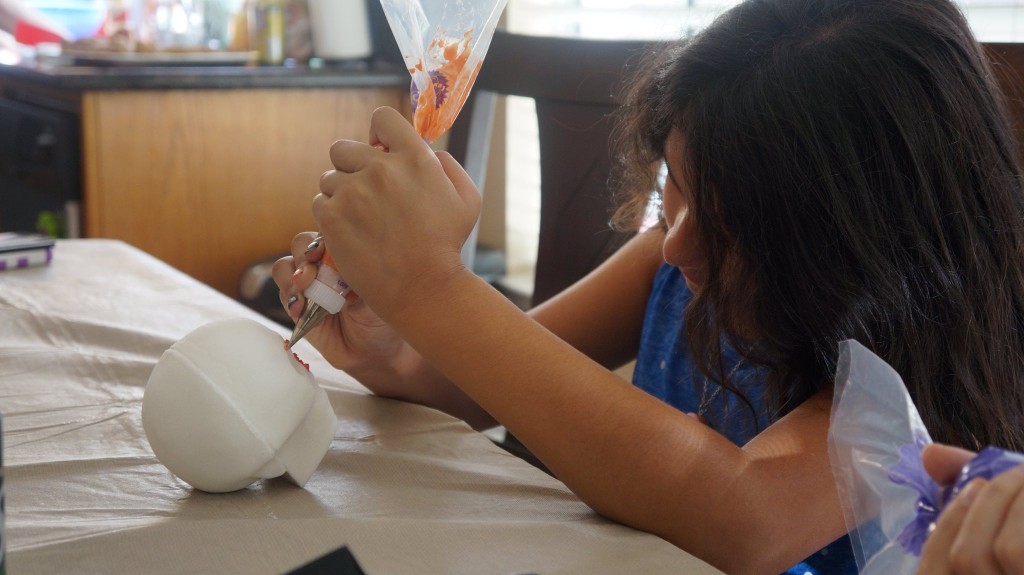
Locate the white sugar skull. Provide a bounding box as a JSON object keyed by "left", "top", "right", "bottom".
{"left": 142, "top": 317, "right": 337, "bottom": 493}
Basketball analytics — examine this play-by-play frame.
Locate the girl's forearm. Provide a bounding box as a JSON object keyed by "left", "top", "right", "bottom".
{"left": 347, "top": 231, "right": 663, "bottom": 432}
{"left": 371, "top": 269, "right": 744, "bottom": 563}
{"left": 347, "top": 346, "right": 499, "bottom": 430}
{"left": 369, "top": 267, "right": 844, "bottom": 574}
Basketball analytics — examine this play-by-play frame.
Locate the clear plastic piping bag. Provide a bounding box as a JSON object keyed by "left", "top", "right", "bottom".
{"left": 828, "top": 340, "right": 1024, "bottom": 574}
{"left": 379, "top": 0, "right": 509, "bottom": 142}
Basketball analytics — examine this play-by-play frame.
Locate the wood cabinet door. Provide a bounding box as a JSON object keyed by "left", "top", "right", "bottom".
{"left": 83, "top": 88, "right": 407, "bottom": 297}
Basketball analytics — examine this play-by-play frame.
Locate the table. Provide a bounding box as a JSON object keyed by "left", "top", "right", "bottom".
{"left": 0, "top": 240, "right": 720, "bottom": 574}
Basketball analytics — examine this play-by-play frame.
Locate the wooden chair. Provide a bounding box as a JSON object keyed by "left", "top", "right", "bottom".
{"left": 447, "top": 30, "right": 656, "bottom": 307}
{"left": 984, "top": 43, "right": 1024, "bottom": 166}
{"left": 446, "top": 31, "right": 657, "bottom": 470}
{"left": 450, "top": 41, "right": 1024, "bottom": 305}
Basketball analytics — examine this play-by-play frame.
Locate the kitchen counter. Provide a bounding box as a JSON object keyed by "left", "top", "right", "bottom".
{"left": 0, "top": 56, "right": 410, "bottom": 92}
{"left": 0, "top": 56, "right": 412, "bottom": 298}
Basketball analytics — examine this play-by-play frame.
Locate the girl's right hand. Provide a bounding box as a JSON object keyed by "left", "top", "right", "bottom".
{"left": 272, "top": 231, "right": 497, "bottom": 430}
{"left": 272, "top": 231, "right": 410, "bottom": 380}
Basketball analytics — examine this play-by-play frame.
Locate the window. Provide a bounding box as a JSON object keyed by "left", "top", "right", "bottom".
{"left": 508, "top": 0, "right": 1024, "bottom": 42}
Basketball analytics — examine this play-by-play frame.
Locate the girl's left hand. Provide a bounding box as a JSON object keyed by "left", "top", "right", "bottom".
{"left": 918, "top": 443, "right": 1024, "bottom": 574}
{"left": 313, "top": 106, "right": 481, "bottom": 318}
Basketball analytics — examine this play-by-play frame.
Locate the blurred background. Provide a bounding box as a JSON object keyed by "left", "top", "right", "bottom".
{"left": 2, "top": 0, "right": 1022, "bottom": 307}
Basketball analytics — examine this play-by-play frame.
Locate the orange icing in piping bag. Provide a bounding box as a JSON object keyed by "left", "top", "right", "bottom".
{"left": 411, "top": 29, "right": 482, "bottom": 143}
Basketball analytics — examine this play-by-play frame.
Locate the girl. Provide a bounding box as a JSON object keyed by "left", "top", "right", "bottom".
{"left": 274, "top": 0, "right": 1024, "bottom": 572}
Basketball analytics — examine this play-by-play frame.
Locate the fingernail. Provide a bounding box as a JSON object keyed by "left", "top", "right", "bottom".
{"left": 287, "top": 294, "right": 298, "bottom": 307}
{"left": 304, "top": 240, "right": 320, "bottom": 254}
{"left": 291, "top": 268, "right": 303, "bottom": 283}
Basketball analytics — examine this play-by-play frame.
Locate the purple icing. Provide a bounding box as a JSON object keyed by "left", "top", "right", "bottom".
{"left": 886, "top": 433, "right": 940, "bottom": 556}
{"left": 946, "top": 446, "right": 1024, "bottom": 503}
{"left": 887, "top": 442, "right": 1024, "bottom": 556}
{"left": 410, "top": 70, "right": 450, "bottom": 114}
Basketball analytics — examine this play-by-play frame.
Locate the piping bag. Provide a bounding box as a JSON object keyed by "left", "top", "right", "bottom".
{"left": 289, "top": 250, "right": 350, "bottom": 348}
{"left": 288, "top": 0, "right": 508, "bottom": 347}
{"left": 827, "top": 340, "right": 1024, "bottom": 573}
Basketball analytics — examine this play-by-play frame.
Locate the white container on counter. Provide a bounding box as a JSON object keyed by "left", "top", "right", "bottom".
{"left": 307, "top": 0, "right": 371, "bottom": 61}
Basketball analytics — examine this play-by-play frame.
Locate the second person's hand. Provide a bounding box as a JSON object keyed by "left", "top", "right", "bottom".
{"left": 918, "top": 443, "right": 1024, "bottom": 574}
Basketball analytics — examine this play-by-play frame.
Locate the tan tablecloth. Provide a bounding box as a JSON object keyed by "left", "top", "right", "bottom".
{"left": 0, "top": 239, "right": 720, "bottom": 575}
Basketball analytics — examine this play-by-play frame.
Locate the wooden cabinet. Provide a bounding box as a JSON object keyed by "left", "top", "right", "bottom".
{"left": 80, "top": 87, "right": 407, "bottom": 297}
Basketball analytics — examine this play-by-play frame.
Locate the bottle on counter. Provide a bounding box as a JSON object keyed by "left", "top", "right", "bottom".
{"left": 247, "top": 0, "right": 284, "bottom": 65}
{"left": 203, "top": 0, "right": 244, "bottom": 50}
{"left": 284, "top": 0, "right": 312, "bottom": 63}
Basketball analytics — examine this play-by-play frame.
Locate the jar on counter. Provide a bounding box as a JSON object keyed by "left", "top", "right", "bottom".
{"left": 147, "top": 0, "right": 207, "bottom": 49}
{"left": 247, "top": 0, "right": 284, "bottom": 65}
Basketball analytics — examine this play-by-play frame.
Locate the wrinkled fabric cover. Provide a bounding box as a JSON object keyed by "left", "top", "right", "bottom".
{"left": 0, "top": 239, "right": 719, "bottom": 575}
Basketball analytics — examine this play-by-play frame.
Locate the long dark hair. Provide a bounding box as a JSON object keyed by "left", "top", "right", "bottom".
{"left": 612, "top": 0, "right": 1024, "bottom": 450}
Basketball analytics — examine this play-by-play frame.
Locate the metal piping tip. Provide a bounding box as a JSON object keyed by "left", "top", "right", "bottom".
{"left": 288, "top": 302, "right": 330, "bottom": 348}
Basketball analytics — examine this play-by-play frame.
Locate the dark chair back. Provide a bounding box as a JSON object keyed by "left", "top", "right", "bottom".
{"left": 446, "top": 31, "right": 659, "bottom": 472}
{"left": 447, "top": 31, "right": 658, "bottom": 306}
{"left": 984, "top": 43, "right": 1024, "bottom": 168}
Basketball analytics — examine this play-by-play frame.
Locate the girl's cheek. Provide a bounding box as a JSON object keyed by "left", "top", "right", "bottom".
{"left": 662, "top": 225, "right": 684, "bottom": 267}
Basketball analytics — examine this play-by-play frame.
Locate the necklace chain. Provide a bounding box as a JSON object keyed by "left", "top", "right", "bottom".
{"left": 697, "top": 358, "right": 746, "bottom": 418}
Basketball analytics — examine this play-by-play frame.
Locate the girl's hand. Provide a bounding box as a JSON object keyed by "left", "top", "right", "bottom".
{"left": 918, "top": 443, "right": 1024, "bottom": 574}
{"left": 273, "top": 231, "right": 496, "bottom": 428}
{"left": 272, "top": 231, "right": 410, "bottom": 379}
{"left": 312, "top": 106, "right": 481, "bottom": 319}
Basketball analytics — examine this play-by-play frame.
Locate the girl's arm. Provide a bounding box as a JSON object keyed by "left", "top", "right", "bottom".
{"left": 371, "top": 229, "right": 662, "bottom": 428}
{"left": 382, "top": 263, "right": 843, "bottom": 575}
{"left": 275, "top": 229, "right": 662, "bottom": 430}
{"left": 317, "top": 108, "right": 845, "bottom": 574}
{"left": 527, "top": 227, "right": 663, "bottom": 370}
